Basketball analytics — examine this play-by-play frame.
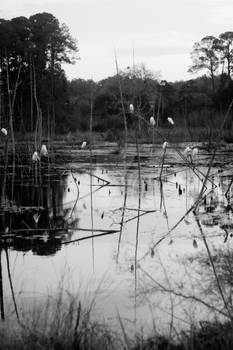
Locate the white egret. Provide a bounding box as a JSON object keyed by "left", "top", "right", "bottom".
{"left": 81, "top": 141, "right": 87, "bottom": 149}
{"left": 184, "top": 146, "right": 192, "bottom": 157}
{"left": 32, "top": 151, "right": 40, "bottom": 162}
{"left": 150, "top": 116, "right": 156, "bottom": 126}
{"left": 192, "top": 147, "right": 198, "bottom": 158}
{"left": 129, "top": 103, "right": 134, "bottom": 113}
{"left": 40, "top": 144, "right": 48, "bottom": 157}
{"left": 1, "top": 128, "right": 7, "bottom": 136}
{"left": 167, "top": 117, "right": 175, "bottom": 125}
{"left": 162, "top": 141, "right": 168, "bottom": 149}
{"left": 33, "top": 213, "right": 40, "bottom": 223}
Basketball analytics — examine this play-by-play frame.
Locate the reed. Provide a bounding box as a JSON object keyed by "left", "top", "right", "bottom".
{"left": 0, "top": 290, "right": 122, "bottom": 350}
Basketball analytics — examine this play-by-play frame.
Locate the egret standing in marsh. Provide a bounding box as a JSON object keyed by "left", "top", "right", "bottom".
{"left": 129, "top": 103, "right": 134, "bottom": 114}
{"left": 167, "top": 117, "right": 175, "bottom": 125}
{"left": 184, "top": 146, "right": 198, "bottom": 163}
{"left": 1, "top": 128, "right": 7, "bottom": 136}
{"left": 150, "top": 116, "right": 156, "bottom": 154}
{"left": 167, "top": 117, "right": 175, "bottom": 139}
{"left": 32, "top": 151, "right": 40, "bottom": 162}
{"left": 40, "top": 144, "right": 48, "bottom": 157}
{"left": 81, "top": 141, "right": 87, "bottom": 149}
{"left": 184, "top": 146, "right": 192, "bottom": 158}
{"left": 192, "top": 147, "right": 198, "bottom": 160}
{"left": 150, "top": 116, "right": 156, "bottom": 127}
{"left": 159, "top": 141, "right": 168, "bottom": 179}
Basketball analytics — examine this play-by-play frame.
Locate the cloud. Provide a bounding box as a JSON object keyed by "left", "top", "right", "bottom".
{"left": 1, "top": 0, "right": 232, "bottom": 82}
{"left": 118, "top": 46, "right": 190, "bottom": 57}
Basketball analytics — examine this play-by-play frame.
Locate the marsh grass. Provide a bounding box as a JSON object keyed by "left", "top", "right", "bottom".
{"left": 1, "top": 298, "right": 233, "bottom": 350}
{"left": 1, "top": 145, "right": 233, "bottom": 349}
{"left": 1, "top": 85, "right": 233, "bottom": 350}
{"left": 0, "top": 288, "right": 122, "bottom": 350}
{"left": 132, "top": 321, "right": 233, "bottom": 350}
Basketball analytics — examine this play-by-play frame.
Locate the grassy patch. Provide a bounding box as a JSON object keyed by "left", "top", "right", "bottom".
{"left": 1, "top": 294, "right": 233, "bottom": 350}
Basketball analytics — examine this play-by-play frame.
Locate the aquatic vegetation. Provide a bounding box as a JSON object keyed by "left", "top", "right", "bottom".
{"left": 0, "top": 56, "right": 233, "bottom": 350}
{"left": 0, "top": 138, "right": 233, "bottom": 349}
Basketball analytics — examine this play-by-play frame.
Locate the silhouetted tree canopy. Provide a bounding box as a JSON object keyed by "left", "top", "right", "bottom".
{"left": 0, "top": 12, "right": 78, "bottom": 133}
{"left": 0, "top": 20, "right": 233, "bottom": 138}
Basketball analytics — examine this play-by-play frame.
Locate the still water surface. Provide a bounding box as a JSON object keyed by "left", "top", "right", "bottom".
{"left": 1, "top": 144, "right": 233, "bottom": 333}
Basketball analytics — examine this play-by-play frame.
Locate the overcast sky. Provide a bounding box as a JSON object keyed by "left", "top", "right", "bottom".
{"left": 1, "top": 0, "right": 233, "bottom": 82}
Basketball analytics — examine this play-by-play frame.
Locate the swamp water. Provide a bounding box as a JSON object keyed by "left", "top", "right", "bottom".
{"left": 1, "top": 143, "right": 233, "bottom": 335}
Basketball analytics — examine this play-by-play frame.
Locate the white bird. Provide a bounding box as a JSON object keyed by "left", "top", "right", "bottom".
{"left": 162, "top": 141, "right": 168, "bottom": 150}
{"left": 32, "top": 151, "right": 40, "bottom": 162}
{"left": 129, "top": 103, "right": 134, "bottom": 113}
{"left": 167, "top": 117, "right": 175, "bottom": 125}
{"left": 1, "top": 128, "right": 7, "bottom": 136}
{"left": 150, "top": 116, "right": 156, "bottom": 126}
{"left": 40, "top": 144, "right": 48, "bottom": 157}
{"left": 184, "top": 146, "right": 192, "bottom": 157}
{"left": 33, "top": 213, "right": 40, "bottom": 224}
{"left": 192, "top": 147, "right": 198, "bottom": 158}
{"left": 81, "top": 141, "right": 87, "bottom": 149}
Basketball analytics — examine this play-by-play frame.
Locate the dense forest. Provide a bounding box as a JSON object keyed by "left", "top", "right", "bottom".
{"left": 0, "top": 12, "right": 233, "bottom": 140}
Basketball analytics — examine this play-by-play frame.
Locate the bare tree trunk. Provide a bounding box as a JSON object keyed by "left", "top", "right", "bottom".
{"left": 0, "top": 250, "right": 5, "bottom": 320}
{"left": 5, "top": 53, "right": 21, "bottom": 201}
{"left": 6, "top": 54, "right": 22, "bottom": 158}
{"left": 6, "top": 57, "right": 15, "bottom": 159}
{"left": 30, "top": 55, "right": 34, "bottom": 132}
{"left": 0, "top": 55, "right": 2, "bottom": 129}
{"left": 114, "top": 51, "right": 128, "bottom": 151}
{"left": 210, "top": 64, "right": 215, "bottom": 94}
{"left": 32, "top": 60, "right": 41, "bottom": 150}
{"left": 51, "top": 48, "right": 55, "bottom": 140}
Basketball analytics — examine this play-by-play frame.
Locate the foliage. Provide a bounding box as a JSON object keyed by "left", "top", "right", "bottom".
{"left": 0, "top": 12, "right": 78, "bottom": 134}
{"left": 1, "top": 18, "right": 233, "bottom": 139}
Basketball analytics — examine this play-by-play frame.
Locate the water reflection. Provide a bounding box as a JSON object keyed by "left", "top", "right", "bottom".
{"left": 0, "top": 164, "right": 79, "bottom": 256}
{"left": 0, "top": 151, "right": 233, "bottom": 332}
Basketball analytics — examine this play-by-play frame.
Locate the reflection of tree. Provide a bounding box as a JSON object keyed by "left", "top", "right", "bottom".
{"left": 0, "top": 165, "right": 79, "bottom": 256}
{"left": 32, "top": 237, "right": 62, "bottom": 256}
{"left": 0, "top": 250, "right": 4, "bottom": 320}
{"left": 8, "top": 234, "right": 64, "bottom": 256}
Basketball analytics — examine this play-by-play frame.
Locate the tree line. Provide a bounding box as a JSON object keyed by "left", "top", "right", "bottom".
{"left": 68, "top": 69, "right": 233, "bottom": 138}
{"left": 0, "top": 14, "right": 232, "bottom": 139}
{"left": 0, "top": 12, "right": 77, "bottom": 136}
{"left": 189, "top": 32, "right": 233, "bottom": 93}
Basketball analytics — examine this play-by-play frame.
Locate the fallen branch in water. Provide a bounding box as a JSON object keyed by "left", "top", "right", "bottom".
{"left": 61, "top": 230, "right": 119, "bottom": 245}
{"left": 114, "top": 210, "right": 157, "bottom": 226}
{"left": 0, "top": 227, "right": 119, "bottom": 239}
